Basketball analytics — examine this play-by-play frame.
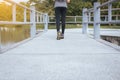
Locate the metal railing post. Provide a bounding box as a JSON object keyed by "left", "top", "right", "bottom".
{"left": 116, "top": 15, "right": 118, "bottom": 21}
{"left": 40, "top": 15, "right": 42, "bottom": 23}
{"left": 105, "top": 15, "right": 107, "bottom": 21}
{"left": 37, "top": 13, "right": 39, "bottom": 22}
{"left": 44, "top": 13, "right": 48, "bottom": 32}
{"left": 82, "top": 8, "right": 88, "bottom": 34}
{"left": 94, "top": 2, "right": 100, "bottom": 39}
{"left": 48, "top": 16, "right": 50, "bottom": 23}
{"left": 24, "top": 8, "right": 27, "bottom": 22}
{"left": 12, "top": 4, "right": 16, "bottom": 22}
{"left": 75, "top": 16, "right": 77, "bottom": 23}
{"left": 108, "top": 2, "right": 112, "bottom": 22}
{"left": 88, "top": 12, "right": 91, "bottom": 22}
{"left": 30, "top": 6, "right": 36, "bottom": 38}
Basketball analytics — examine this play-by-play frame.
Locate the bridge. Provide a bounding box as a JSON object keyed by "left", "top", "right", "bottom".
{"left": 0, "top": 0, "right": 120, "bottom": 80}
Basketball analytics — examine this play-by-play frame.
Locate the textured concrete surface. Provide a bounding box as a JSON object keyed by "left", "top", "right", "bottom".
{"left": 0, "top": 29, "right": 120, "bottom": 80}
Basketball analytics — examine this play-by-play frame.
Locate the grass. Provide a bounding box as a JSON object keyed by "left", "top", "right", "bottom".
{"left": 48, "top": 24, "right": 82, "bottom": 29}
{"left": 47, "top": 24, "right": 120, "bottom": 29}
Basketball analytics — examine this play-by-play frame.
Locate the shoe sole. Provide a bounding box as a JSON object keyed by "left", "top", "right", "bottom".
{"left": 60, "top": 37, "right": 64, "bottom": 39}
{"left": 57, "top": 37, "right": 61, "bottom": 40}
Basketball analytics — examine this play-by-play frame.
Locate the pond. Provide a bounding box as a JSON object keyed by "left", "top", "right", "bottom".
{"left": 101, "top": 35, "right": 120, "bottom": 46}
{"left": 0, "top": 24, "right": 43, "bottom": 49}
{"left": 0, "top": 24, "right": 44, "bottom": 49}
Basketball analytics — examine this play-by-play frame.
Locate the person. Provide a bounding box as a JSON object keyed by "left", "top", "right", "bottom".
{"left": 54, "top": 0, "right": 70, "bottom": 40}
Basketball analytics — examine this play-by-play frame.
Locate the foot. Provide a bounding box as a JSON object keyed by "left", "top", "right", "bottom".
{"left": 56, "top": 32, "right": 61, "bottom": 40}
{"left": 60, "top": 33, "right": 64, "bottom": 39}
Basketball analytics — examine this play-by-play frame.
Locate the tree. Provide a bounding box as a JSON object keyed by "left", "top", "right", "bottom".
{"left": 0, "top": 2, "right": 30, "bottom": 21}
{"left": 82, "top": 0, "right": 98, "bottom": 5}
{"left": 28, "top": 0, "right": 54, "bottom": 16}
{"left": 27, "top": 0, "right": 92, "bottom": 16}
{"left": 0, "top": 0, "right": 119, "bottom": 20}
{"left": 0, "top": 2, "right": 12, "bottom": 21}
{"left": 67, "top": 0, "right": 92, "bottom": 16}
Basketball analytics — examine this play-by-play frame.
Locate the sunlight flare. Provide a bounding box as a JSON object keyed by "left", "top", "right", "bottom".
{"left": 0, "top": 0, "right": 3, "bottom": 2}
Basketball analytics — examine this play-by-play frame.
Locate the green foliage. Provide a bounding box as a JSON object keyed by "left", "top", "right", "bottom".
{"left": 28, "top": 0, "right": 92, "bottom": 16}
{"left": 0, "top": 0, "right": 120, "bottom": 21}
{"left": 82, "top": 0, "right": 98, "bottom": 5}
{"left": 112, "top": 2, "right": 120, "bottom": 15}
{"left": 67, "top": 0, "right": 92, "bottom": 16}
{"left": 28, "top": 0, "right": 54, "bottom": 16}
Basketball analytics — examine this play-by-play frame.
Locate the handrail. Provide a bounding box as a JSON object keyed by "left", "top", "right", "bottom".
{"left": 82, "top": 0, "right": 120, "bottom": 39}
{"left": 48, "top": 16, "right": 83, "bottom": 24}
{"left": 101, "top": 8, "right": 120, "bottom": 11}
{"left": 85, "top": 0, "right": 119, "bottom": 13}
{"left": 85, "top": 8, "right": 120, "bottom": 12}
{"left": 0, "top": 21, "right": 32, "bottom": 24}
{"left": 4, "top": 0, "right": 31, "bottom": 10}
{"left": 48, "top": 15, "right": 120, "bottom": 24}
{"left": 4, "top": 0, "right": 43, "bottom": 14}
{"left": 97, "top": 0, "right": 119, "bottom": 8}
{"left": 85, "top": 8, "right": 94, "bottom": 13}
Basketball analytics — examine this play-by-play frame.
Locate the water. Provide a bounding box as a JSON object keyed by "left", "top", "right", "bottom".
{"left": 0, "top": 25, "right": 30, "bottom": 49}
{"left": 101, "top": 35, "right": 120, "bottom": 46}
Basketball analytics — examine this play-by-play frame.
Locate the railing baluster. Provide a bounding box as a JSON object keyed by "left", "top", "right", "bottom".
{"left": 24, "top": 8, "right": 27, "bottom": 22}
{"left": 40, "top": 15, "right": 42, "bottom": 23}
{"left": 88, "top": 12, "right": 91, "bottom": 22}
{"left": 94, "top": 2, "right": 100, "bottom": 39}
{"left": 48, "top": 16, "right": 50, "bottom": 23}
{"left": 75, "top": 16, "right": 76, "bottom": 23}
{"left": 116, "top": 15, "right": 118, "bottom": 21}
{"left": 105, "top": 15, "right": 107, "bottom": 21}
{"left": 82, "top": 8, "right": 88, "bottom": 34}
{"left": 37, "top": 13, "right": 39, "bottom": 22}
{"left": 44, "top": 13, "right": 48, "bottom": 31}
{"left": 12, "top": 4, "right": 16, "bottom": 22}
{"left": 30, "top": 6, "right": 36, "bottom": 38}
{"left": 108, "top": 3, "right": 112, "bottom": 22}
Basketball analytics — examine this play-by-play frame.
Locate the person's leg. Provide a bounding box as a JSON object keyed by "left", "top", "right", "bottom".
{"left": 55, "top": 7, "right": 61, "bottom": 32}
{"left": 61, "top": 7, "right": 67, "bottom": 34}
{"left": 55, "top": 7, "right": 61, "bottom": 40}
{"left": 60, "top": 7, "right": 67, "bottom": 39}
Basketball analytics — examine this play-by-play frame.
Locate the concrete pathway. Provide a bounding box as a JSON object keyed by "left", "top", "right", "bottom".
{"left": 0, "top": 29, "right": 120, "bottom": 80}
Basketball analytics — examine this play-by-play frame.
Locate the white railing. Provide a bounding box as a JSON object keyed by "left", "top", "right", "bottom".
{"left": 82, "top": 0, "right": 120, "bottom": 39}
{"left": 0, "top": 0, "right": 48, "bottom": 37}
{"left": 0, "top": 0, "right": 49, "bottom": 52}
{"left": 49, "top": 16, "right": 82, "bottom": 24}
{"left": 48, "top": 15, "right": 120, "bottom": 24}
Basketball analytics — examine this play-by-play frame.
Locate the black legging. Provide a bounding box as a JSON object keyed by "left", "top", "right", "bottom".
{"left": 55, "top": 7, "right": 67, "bottom": 34}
